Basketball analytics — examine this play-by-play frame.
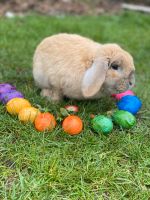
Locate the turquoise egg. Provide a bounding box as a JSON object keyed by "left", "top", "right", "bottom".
{"left": 92, "top": 115, "right": 113, "bottom": 135}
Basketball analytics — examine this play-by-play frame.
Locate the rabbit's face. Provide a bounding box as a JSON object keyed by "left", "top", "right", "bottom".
{"left": 82, "top": 44, "right": 135, "bottom": 98}
{"left": 102, "top": 45, "right": 135, "bottom": 94}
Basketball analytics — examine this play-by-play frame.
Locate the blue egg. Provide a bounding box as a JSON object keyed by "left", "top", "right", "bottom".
{"left": 117, "top": 95, "right": 142, "bottom": 115}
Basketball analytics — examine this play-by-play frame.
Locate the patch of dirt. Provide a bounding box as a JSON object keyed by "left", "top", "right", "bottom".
{"left": 124, "top": 0, "right": 150, "bottom": 5}
{"left": 0, "top": 0, "right": 149, "bottom": 17}
{"left": 0, "top": 0, "right": 122, "bottom": 16}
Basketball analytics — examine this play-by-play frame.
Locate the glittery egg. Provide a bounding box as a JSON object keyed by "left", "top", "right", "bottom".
{"left": 18, "top": 107, "right": 41, "bottom": 123}
{"left": 112, "top": 110, "right": 136, "bottom": 129}
{"left": 92, "top": 115, "right": 113, "bottom": 135}
{"left": 34, "top": 112, "right": 57, "bottom": 132}
{"left": 0, "top": 83, "right": 16, "bottom": 94}
{"left": 62, "top": 115, "right": 83, "bottom": 135}
{"left": 112, "top": 90, "right": 134, "bottom": 100}
{"left": 0, "top": 83, "right": 16, "bottom": 90}
{"left": 65, "top": 105, "right": 79, "bottom": 112}
{"left": 0, "top": 90, "right": 24, "bottom": 104}
{"left": 117, "top": 95, "right": 142, "bottom": 115}
{"left": 6, "top": 98, "right": 31, "bottom": 115}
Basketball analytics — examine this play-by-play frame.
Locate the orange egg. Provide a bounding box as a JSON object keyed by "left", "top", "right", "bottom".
{"left": 62, "top": 115, "right": 83, "bottom": 135}
{"left": 6, "top": 98, "right": 31, "bottom": 115}
{"left": 34, "top": 112, "right": 56, "bottom": 132}
{"left": 18, "top": 107, "right": 41, "bottom": 123}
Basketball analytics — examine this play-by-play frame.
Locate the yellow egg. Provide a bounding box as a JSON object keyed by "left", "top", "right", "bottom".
{"left": 18, "top": 107, "right": 41, "bottom": 123}
{"left": 6, "top": 98, "right": 31, "bottom": 115}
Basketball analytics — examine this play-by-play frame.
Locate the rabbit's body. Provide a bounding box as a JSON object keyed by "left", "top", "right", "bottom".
{"left": 33, "top": 33, "right": 135, "bottom": 101}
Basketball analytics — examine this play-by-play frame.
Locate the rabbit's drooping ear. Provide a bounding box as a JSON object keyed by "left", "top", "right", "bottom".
{"left": 81, "top": 58, "right": 109, "bottom": 97}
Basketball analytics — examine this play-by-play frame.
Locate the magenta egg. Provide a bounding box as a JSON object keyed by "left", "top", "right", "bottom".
{"left": 0, "top": 90, "right": 24, "bottom": 104}
{"left": 111, "top": 90, "right": 134, "bottom": 100}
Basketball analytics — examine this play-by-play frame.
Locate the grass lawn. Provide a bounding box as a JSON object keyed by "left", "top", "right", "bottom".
{"left": 0, "top": 12, "right": 150, "bottom": 200}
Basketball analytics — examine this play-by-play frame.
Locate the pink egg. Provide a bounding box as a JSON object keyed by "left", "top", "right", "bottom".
{"left": 65, "top": 105, "right": 79, "bottom": 112}
{"left": 111, "top": 90, "right": 135, "bottom": 100}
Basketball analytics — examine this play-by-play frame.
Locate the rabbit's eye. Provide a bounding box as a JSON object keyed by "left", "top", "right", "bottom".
{"left": 111, "top": 64, "right": 119, "bottom": 70}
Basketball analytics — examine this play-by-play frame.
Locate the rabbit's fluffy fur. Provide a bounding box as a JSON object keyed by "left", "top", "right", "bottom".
{"left": 33, "top": 33, "right": 135, "bottom": 101}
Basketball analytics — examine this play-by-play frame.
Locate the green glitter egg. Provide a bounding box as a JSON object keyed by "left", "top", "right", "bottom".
{"left": 92, "top": 115, "right": 113, "bottom": 135}
{"left": 112, "top": 110, "right": 136, "bottom": 129}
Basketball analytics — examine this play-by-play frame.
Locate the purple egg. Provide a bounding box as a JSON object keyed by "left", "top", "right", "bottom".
{"left": 0, "top": 83, "right": 16, "bottom": 94}
{"left": 0, "top": 90, "right": 24, "bottom": 104}
{"left": 0, "top": 87, "right": 16, "bottom": 94}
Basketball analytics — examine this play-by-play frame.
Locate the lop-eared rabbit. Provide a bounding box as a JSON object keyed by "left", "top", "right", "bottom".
{"left": 33, "top": 33, "right": 135, "bottom": 101}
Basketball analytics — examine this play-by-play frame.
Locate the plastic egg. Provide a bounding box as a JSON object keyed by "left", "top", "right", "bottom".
{"left": 112, "top": 110, "right": 136, "bottom": 129}
{"left": 112, "top": 90, "right": 134, "bottom": 100}
{"left": 34, "top": 112, "right": 57, "bottom": 132}
{"left": 0, "top": 87, "right": 16, "bottom": 95}
{"left": 65, "top": 105, "right": 79, "bottom": 112}
{"left": 6, "top": 98, "right": 31, "bottom": 115}
{"left": 18, "top": 107, "right": 41, "bottom": 123}
{"left": 0, "top": 90, "right": 24, "bottom": 104}
{"left": 62, "top": 115, "right": 83, "bottom": 135}
{"left": 92, "top": 115, "right": 113, "bottom": 135}
{"left": 117, "top": 95, "right": 142, "bottom": 115}
{"left": 0, "top": 83, "right": 16, "bottom": 93}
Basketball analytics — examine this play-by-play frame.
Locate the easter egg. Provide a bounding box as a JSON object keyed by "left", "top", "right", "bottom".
{"left": 117, "top": 95, "right": 142, "bottom": 115}
{"left": 92, "top": 115, "right": 113, "bottom": 135}
{"left": 6, "top": 98, "right": 31, "bottom": 115}
{"left": 34, "top": 112, "right": 56, "bottom": 132}
{"left": 18, "top": 107, "right": 41, "bottom": 123}
{"left": 112, "top": 110, "right": 136, "bottom": 129}
{"left": 112, "top": 90, "right": 134, "bottom": 100}
{"left": 65, "top": 105, "right": 79, "bottom": 112}
{"left": 0, "top": 90, "right": 24, "bottom": 104}
{"left": 0, "top": 86, "right": 16, "bottom": 95}
{"left": 62, "top": 115, "right": 83, "bottom": 135}
{"left": 0, "top": 83, "right": 16, "bottom": 94}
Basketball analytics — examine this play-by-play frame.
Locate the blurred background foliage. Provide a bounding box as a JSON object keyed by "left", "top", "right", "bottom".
{"left": 0, "top": 0, "right": 149, "bottom": 16}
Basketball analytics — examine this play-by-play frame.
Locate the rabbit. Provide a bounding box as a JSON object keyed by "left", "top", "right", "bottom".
{"left": 33, "top": 33, "right": 135, "bottom": 101}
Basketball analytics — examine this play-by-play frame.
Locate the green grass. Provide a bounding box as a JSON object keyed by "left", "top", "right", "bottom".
{"left": 0, "top": 12, "right": 150, "bottom": 200}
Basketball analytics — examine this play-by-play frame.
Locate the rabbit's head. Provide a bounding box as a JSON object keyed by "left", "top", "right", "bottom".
{"left": 82, "top": 44, "right": 135, "bottom": 97}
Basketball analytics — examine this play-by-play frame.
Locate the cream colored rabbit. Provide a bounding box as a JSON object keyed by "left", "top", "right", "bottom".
{"left": 33, "top": 33, "right": 135, "bottom": 101}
